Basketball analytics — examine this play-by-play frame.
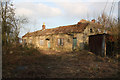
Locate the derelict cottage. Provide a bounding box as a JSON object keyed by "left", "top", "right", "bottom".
{"left": 22, "top": 19, "right": 103, "bottom": 51}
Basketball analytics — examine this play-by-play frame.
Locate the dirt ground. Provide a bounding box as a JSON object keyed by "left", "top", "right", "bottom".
{"left": 2, "top": 44, "right": 120, "bottom": 78}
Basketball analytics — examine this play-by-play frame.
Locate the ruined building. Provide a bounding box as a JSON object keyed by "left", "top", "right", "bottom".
{"left": 22, "top": 19, "right": 103, "bottom": 51}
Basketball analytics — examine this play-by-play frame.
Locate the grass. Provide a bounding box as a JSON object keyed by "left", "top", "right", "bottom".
{"left": 2, "top": 44, "right": 119, "bottom": 78}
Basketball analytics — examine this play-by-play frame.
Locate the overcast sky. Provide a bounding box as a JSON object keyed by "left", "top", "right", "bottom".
{"left": 12, "top": 0, "right": 119, "bottom": 38}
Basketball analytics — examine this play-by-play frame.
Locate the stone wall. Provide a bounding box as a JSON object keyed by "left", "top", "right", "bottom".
{"left": 22, "top": 22, "right": 100, "bottom": 51}
{"left": 22, "top": 33, "right": 85, "bottom": 51}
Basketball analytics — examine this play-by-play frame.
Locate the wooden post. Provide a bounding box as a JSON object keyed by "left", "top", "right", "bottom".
{"left": 103, "top": 34, "right": 106, "bottom": 57}
{"left": 102, "top": 34, "right": 106, "bottom": 57}
{"left": 104, "top": 39, "right": 106, "bottom": 57}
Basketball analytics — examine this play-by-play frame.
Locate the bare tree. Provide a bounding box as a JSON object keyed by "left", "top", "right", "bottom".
{"left": 12, "top": 16, "right": 28, "bottom": 42}
{"left": 97, "top": 13, "right": 118, "bottom": 34}
{"left": 97, "top": 12, "right": 119, "bottom": 56}
{"left": 0, "top": 1, "right": 28, "bottom": 46}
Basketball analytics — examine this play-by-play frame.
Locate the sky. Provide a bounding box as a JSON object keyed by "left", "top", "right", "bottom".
{"left": 11, "top": 0, "right": 119, "bottom": 38}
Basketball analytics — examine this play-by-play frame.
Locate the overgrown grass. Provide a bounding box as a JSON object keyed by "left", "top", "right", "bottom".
{"left": 2, "top": 43, "right": 119, "bottom": 78}
{"left": 2, "top": 43, "right": 42, "bottom": 56}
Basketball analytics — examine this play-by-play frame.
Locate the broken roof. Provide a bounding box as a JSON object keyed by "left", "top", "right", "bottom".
{"left": 22, "top": 20, "right": 101, "bottom": 38}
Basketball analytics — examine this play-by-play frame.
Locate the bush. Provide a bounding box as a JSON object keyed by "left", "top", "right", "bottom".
{"left": 84, "top": 43, "right": 89, "bottom": 50}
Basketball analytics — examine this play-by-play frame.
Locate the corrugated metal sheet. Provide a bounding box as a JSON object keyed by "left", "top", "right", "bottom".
{"left": 89, "top": 33, "right": 115, "bottom": 57}
{"left": 89, "top": 34, "right": 104, "bottom": 56}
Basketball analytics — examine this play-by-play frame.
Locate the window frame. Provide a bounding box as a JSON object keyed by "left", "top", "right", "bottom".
{"left": 40, "top": 39, "right": 44, "bottom": 46}
{"left": 58, "top": 38, "right": 64, "bottom": 46}
{"left": 90, "top": 28, "right": 93, "bottom": 33}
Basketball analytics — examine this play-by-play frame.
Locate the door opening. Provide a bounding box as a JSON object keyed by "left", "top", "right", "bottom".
{"left": 72, "top": 37, "right": 77, "bottom": 50}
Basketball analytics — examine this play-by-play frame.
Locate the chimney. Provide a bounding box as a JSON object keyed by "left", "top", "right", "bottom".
{"left": 77, "top": 19, "right": 87, "bottom": 24}
{"left": 77, "top": 22, "right": 81, "bottom": 24}
{"left": 91, "top": 19, "right": 95, "bottom": 23}
{"left": 42, "top": 22, "right": 46, "bottom": 30}
{"left": 80, "top": 19, "right": 87, "bottom": 23}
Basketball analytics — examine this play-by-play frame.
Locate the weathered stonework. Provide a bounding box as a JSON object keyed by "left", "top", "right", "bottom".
{"left": 22, "top": 19, "right": 103, "bottom": 51}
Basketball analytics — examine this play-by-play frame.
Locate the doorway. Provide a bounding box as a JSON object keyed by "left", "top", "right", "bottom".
{"left": 72, "top": 37, "right": 77, "bottom": 50}
{"left": 46, "top": 38, "right": 50, "bottom": 49}
{"left": 47, "top": 40, "right": 50, "bottom": 48}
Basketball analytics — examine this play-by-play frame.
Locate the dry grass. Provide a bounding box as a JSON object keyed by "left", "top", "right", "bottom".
{"left": 2, "top": 44, "right": 119, "bottom": 78}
